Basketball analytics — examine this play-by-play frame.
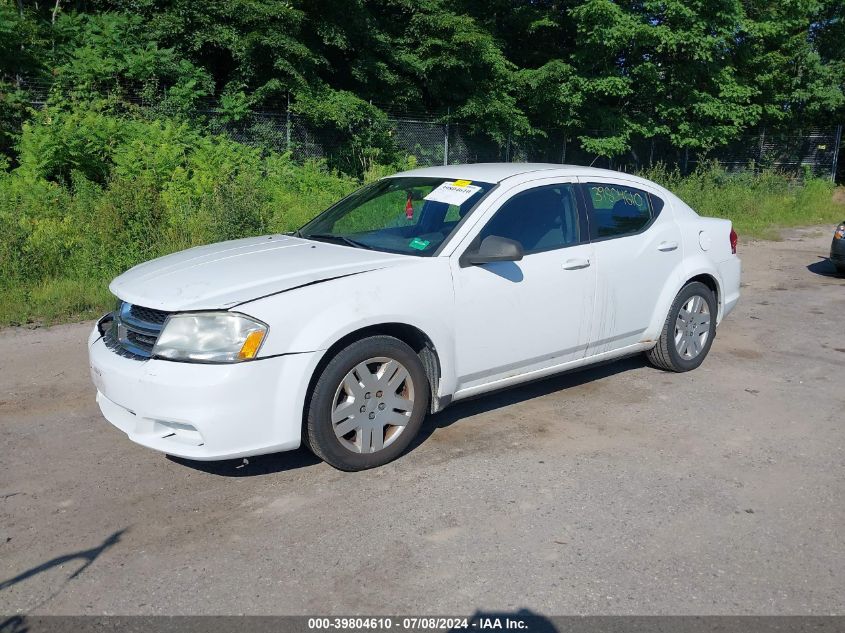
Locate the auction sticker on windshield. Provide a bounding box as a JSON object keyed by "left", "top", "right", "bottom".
{"left": 424, "top": 180, "right": 481, "bottom": 206}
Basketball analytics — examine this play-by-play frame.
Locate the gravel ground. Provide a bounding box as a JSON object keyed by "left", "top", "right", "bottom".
{"left": 1, "top": 227, "right": 844, "bottom": 616}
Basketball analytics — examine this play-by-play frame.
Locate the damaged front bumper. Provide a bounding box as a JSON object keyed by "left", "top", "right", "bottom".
{"left": 87, "top": 321, "right": 321, "bottom": 461}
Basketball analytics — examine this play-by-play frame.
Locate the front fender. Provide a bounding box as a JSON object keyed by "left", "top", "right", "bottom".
{"left": 238, "top": 259, "right": 458, "bottom": 398}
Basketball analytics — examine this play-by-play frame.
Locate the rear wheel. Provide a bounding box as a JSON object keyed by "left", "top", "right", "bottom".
{"left": 306, "top": 335, "right": 429, "bottom": 471}
{"left": 646, "top": 281, "right": 717, "bottom": 372}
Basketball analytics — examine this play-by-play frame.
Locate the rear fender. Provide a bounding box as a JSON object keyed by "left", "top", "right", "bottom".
{"left": 643, "top": 256, "right": 724, "bottom": 344}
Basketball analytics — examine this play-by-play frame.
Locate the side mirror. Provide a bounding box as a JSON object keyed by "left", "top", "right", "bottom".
{"left": 463, "top": 235, "right": 524, "bottom": 266}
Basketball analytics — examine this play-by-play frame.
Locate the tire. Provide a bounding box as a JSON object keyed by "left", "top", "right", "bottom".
{"left": 306, "top": 335, "right": 430, "bottom": 471}
{"left": 646, "top": 281, "right": 717, "bottom": 372}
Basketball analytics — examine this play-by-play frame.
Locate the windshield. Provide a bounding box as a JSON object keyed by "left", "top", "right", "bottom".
{"left": 298, "top": 177, "right": 495, "bottom": 256}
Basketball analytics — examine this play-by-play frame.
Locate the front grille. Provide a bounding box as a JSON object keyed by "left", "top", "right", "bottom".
{"left": 128, "top": 304, "right": 170, "bottom": 325}
{"left": 103, "top": 324, "right": 146, "bottom": 360}
{"left": 104, "top": 302, "right": 173, "bottom": 360}
{"left": 127, "top": 329, "right": 158, "bottom": 349}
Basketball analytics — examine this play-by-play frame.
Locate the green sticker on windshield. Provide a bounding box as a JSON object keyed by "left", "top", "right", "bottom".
{"left": 408, "top": 237, "right": 431, "bottom": 250}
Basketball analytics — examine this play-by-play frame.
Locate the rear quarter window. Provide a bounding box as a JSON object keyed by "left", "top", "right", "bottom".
{"left": 584, "top": 183, "right": 656, "bottom": 240}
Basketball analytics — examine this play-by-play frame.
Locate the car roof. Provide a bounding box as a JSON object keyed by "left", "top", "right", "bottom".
{"left": 388, "top": 162, "right": 656, "bottom": 186}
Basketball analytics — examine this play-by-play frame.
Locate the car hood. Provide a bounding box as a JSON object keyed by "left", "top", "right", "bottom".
{"left": 109, "top": 235, "right": 409, "bottom": 311}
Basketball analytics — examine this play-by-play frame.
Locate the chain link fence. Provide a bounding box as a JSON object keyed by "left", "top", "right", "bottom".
{"left": 206, "top": 110, "right": 843, "bottom": 180}
{"left": 13, "top": 78, "right": 843, "bottom": 180}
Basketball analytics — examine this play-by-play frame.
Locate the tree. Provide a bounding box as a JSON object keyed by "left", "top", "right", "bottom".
{"left": 2, "top": 0, "right": 844, "bottom": 165}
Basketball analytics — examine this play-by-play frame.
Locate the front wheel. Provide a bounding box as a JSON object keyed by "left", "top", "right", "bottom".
{"left": 646, "top": 281, "right": 717, "bottom": 372}
{"left": 305, "top": 335, "right": 430, "bottom": 471}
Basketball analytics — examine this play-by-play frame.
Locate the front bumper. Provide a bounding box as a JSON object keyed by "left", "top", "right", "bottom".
{"left": 88, "top": 326, "right": 322, "bottom": 460}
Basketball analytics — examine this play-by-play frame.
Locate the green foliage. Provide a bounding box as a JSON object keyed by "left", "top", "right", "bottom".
{"left": 466, "top": 0, "right": 845, "bottom": 155}
{"left": 293, "top": 88, "right": 398, "bottom": 176}
{"left": 567, "top": 0, "right": 765, "bottom": 155}
{"left": 137, "top": 0, "right": 314, "bottom": 96}
{"left": 0, "top": 82, "right": 30, "bottom": 161}
{"left": 5, "top": 0, "right": 845, "bottom": 159}
{"left": 0, "top": 2, "right": 41, "bottom": 162}
{"left": 0, "top": 103, "right": 358, "bottom": 326}
{"left": 0, "top": 2, "right": 43, "bottom": 79}
{"left": 50, "top": 12, "right": 214, "bottom": 114}
{"left": 639, "top": 161, "right": 845, "bottom": 237}
{"left": 16, "top": 105, "right": 130, "bottom": 183}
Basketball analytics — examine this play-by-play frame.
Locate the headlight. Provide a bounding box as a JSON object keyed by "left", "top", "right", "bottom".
{"left": 835, "top": 223, "right": 845, "bottom": 239}
{"left": 152, "top": 312, "right": 268, "bottom": 363}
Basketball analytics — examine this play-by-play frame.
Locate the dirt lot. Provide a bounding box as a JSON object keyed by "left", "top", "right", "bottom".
{"left": 1, "top": 228, "right": 844, "bottom": 616}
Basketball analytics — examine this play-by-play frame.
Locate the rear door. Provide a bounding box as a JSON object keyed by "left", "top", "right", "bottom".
{"left": 449, "top": 178, "right": 596, "bottom": 393}
{"left": 580, "top": 179, "right": 682, "bottom": 355}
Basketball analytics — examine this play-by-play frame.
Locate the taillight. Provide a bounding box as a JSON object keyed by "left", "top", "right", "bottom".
{"left": 730, "top": 228, "right": 738, "bottom": 254}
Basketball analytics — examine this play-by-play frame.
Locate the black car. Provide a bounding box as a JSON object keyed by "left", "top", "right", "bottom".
{"left": 831, "top": 221, "right": 845, "bottom": 274}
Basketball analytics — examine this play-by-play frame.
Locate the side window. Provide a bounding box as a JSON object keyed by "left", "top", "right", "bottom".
{"left": 478, "top": 184, "right": 581, "bottom": 255}
{"left": 585, "top": 183, "right": 653, "bottom": 239}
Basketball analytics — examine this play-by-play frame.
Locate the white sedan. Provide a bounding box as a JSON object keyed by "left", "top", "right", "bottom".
{"left": 88, "top": 163, "right": 741, "bottom": 470}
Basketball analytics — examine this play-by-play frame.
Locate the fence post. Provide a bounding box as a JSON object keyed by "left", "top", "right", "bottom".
{"left": 831, "top": 124, "right": 842, "bottom": 183}
{"left": 562, "top": 134, "right": 567, "bottom": 164}
{"left": 285, "top": 92, "right": 291, "bottom": 154}
{"left": 443, "top": 108, "right": 450, "bottom": 166}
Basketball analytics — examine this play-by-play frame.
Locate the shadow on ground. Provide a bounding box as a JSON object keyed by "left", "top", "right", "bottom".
{"left": 0, "top": 616, "right": 25, "bottom": 633}
{"left": 807, "top": 256, "right": 844, "bottom": 278}
{"left": 167, "top": 446, "right": 321, "bottom": 477}
{"left": 0, "top": 529, "right": 126, "bottom": 593}
{"left": 0, "top": 529, "right": 126, "bottom": 617}
{"left": 171, "top": 354, "right": 647, "bottom": 478}
{"left": 413, "top": 354, "right": 648, "bottom": 449}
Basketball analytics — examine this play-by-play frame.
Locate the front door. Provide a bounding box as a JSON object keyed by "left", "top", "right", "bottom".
{"left": 450, "top": 179, "right": 596, "bottom": 393}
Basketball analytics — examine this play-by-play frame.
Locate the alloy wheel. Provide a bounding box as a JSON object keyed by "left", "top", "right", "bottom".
{"left": 674, "top": 294, "right": 711, "bottom": 359}
{"left": 331, "top": 356, "right": 415, "bottom": 454}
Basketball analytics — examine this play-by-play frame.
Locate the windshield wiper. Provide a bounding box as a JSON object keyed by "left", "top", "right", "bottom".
{"left": 302, "top": 233, "right": 373, "bottom": 250}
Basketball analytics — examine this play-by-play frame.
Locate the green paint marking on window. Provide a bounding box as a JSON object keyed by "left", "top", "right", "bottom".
{"left": 408, "top": 237, "right": 431, "bottom": 250}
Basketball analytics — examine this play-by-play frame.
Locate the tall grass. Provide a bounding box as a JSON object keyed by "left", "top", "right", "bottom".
{"left": 0, "top": 108, "right": 366, "bottom": 326}
{"left": 639, "top": 162, "right": 845, "bottom": 238}
{"left": 1, "top": 108, "right": 843, "bottom": 327}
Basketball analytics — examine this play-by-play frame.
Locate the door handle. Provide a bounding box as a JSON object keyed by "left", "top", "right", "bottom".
{"left": 658, "top": 241, "right": 679, "bottom": 252}
{"left": 562, "top": 258, "right": 591, "bottom": 270}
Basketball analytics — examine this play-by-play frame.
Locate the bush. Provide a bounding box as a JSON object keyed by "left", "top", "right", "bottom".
{"left": 639, "top": 161, "right": 845, "bottom": 238}
{"left": 0, "top": 104, "right": 358, "bottom": 326}
{"left": 293, "top": 89, "right": 400, "bottom": 177}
